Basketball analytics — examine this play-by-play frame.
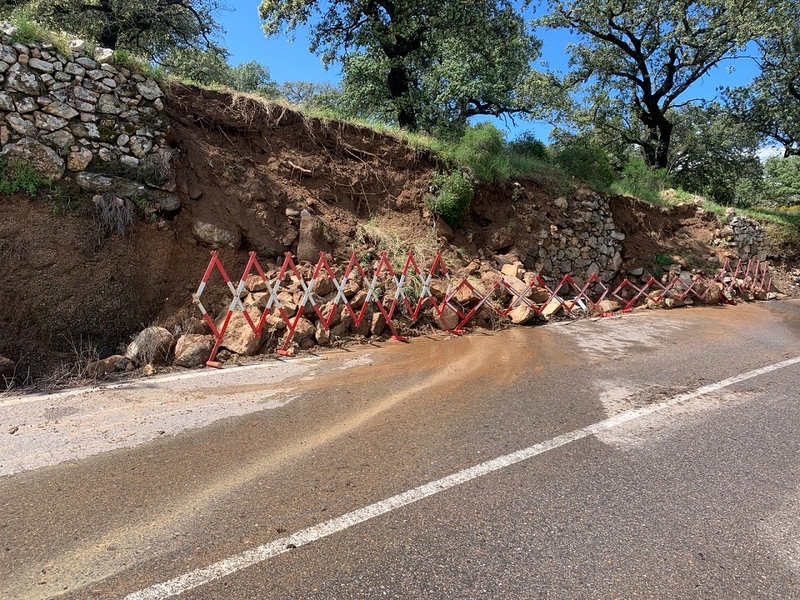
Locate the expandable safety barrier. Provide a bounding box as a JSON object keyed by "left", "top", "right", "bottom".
{"left": 192, "top": 251, "right": 772, "bottom": 366}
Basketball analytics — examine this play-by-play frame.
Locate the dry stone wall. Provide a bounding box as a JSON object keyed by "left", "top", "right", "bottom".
{"left": 0, "top": 23, "right": 169, "bottom": 196}
{"left": 712, "top": 214, "right": 768, "bottom": 262}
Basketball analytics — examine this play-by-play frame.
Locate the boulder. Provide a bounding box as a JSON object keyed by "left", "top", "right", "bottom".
{"left": 218, "top": 307, "right": 263, "bottom": 356}
{"left": 0, "top": 355, "right": 14, "bottom": 380}
{"left": 296, "top": 214, "right": 332, "bottom": 263}
{"left": 174, "top": 334, "right": 214, "bottom": 367}
{"left": 0, "top": 137, "right": 65, "bottom": 180}
{"left": 192, "top": 220, "right": 241, "bottom": 249}
{"left": 595, "top": 299, "right": 623, "bottom": 314}
{"left": 433, "top": 305, "right": 460, "bottom": 330}
{"left": 508, "top": 304, "right": 537, "bottom": 325}
{"left": 371, "top": 311, "right": 386, "bottom": 336}
{"left": 125, "top": 326, "right": 175, "bottom": 366}
{"left": 541, "top": 298, "right": 563, "bottom": 320}
{"left": 86, "top": 354, "right": 125, "bottom": 378}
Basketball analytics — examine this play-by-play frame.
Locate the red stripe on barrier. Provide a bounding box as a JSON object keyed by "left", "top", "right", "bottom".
{"left": 191, "top": 251, "right": 774, "bottom": 365}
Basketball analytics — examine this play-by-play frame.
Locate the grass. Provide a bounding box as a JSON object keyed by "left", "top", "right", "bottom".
{"left": 0, "top": 158, "right": 47, "bottom": 197}
{"left": 6, "top": 9, "right": 71, "bottom": 55}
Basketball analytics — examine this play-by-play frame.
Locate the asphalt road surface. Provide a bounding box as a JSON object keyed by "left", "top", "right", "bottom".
{"left": 2, "top": 301, "right": 800, "bottom": 599}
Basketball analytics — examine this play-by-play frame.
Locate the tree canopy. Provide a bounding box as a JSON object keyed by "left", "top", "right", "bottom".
{"left": 258, "top": 0, "right": 546, "bottom": 132}
{"left": 537, "top": 0, "right": 763, "bottom": 169}
{"left": 726, "top": 4, "right": 800, "bottom": 157}
{"left": 8, "top": 0, "right": 225, "bottom": 60}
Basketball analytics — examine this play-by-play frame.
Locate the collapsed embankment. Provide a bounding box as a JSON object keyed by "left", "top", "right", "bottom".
{"left": 0, "top": 79, "right": 780, "bottom": 386}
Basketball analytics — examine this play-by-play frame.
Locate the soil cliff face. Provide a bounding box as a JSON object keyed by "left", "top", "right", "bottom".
{"left": 0, "top": 83, "right": 777, "bottom": 381}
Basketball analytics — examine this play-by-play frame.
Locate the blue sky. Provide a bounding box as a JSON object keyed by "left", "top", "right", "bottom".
{"left": 216, "top": 1, "right": 760, "bottom": 142}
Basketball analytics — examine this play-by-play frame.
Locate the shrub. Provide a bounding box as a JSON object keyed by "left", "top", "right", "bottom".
{"left": 93, "top": 193, "right": 135, "bottom": 237}
{"left": 427, "top": 170, "right": 475, "bottom": 227}
{"left": 452, "top": 123, "right": 509, "bottom": 183}
{"left": 509, "top": 132, "right": 548, "bottom": 161}
{"left": 554, "top": 143, "right": 615, "bottom": 189}
{"left": 610, "top": 156, "right": 671, "bottom": 204}
{"left": 0, "top": 158, "right": 46, "bottom": 197}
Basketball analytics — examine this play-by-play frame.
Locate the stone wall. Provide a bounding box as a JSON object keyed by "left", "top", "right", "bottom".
{"left": 0, "top": 23, "right": 168, "bottom": 190}
{"left": 524, "top": 190, "right": 623, "bottom": 282}
{"left": 712, "top": 214, "right": 768, "bottom": 262}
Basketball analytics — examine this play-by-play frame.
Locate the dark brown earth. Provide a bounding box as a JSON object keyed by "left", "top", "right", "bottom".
{"left": 0, "top": 83, "right": 796, "bottom": 383}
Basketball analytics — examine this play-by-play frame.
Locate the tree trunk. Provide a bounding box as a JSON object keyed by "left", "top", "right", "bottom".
{"left": 387, "top": 65, "right": 418, "bottom": 130}
{"left": 97, "top": 0, "right": 119, "bottom": 50}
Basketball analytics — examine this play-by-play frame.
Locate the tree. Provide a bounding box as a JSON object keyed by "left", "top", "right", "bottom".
{"left": 279, "top": 81, "right": 342, "bottom": 112}
{"left": 668, "top": 102, "right": 761, "bottom": 204}
{"left": 13, "top": 0, "right": 224, "bottom": 60}
{"left": 725, "top": 5, "right": 800, "bottom": 157}
{"left": 764, "top": 156, "right": 800, "bottom": 204}
{"left": 163, "top": 47, "right": 280, "bottom": 97}
{"left": 258, "top": 0, "right": 544, "bottom": 132}
{"left": 537, "top": 0, "right": 763, "bottom": 169}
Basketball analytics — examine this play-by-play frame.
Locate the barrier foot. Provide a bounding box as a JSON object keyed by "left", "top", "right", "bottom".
{"left": 277, "top": 349, "right": 295, "bottom": 357}
{"left": 389, "top": 335, "right": 409, "bottom": 342}
{"left": 205, "top": 360, "right": 222, "bottom": 369}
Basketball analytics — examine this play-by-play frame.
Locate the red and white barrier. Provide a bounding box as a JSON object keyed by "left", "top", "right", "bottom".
{"left": 193, "top": 251, "right": 774, "bottom": 366}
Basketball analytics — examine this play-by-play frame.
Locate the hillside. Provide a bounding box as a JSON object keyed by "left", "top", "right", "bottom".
{"left": 0, "top": 82, "right": 793, "bottom": 386}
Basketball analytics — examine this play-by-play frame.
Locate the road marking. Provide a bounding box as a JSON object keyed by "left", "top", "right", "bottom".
{"left": 0, "top": 356, "right": 322, "bottom": 409}
{"left": 126, "top": 355, "right": 800, "bottom": 600}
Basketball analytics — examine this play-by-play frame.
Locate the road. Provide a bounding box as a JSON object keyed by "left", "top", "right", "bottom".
{"left": 1, "top": 301, "right": 800, "bottom": 599}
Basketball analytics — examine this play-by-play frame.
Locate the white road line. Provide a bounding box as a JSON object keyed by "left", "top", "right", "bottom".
{"left": 0, "top": 357, "right": 321, "bottom": 409}
{"left": 125, "top": 355, "right": 800, "bottom": 600}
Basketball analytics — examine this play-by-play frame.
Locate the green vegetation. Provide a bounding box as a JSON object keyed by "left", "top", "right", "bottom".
{"left": 0, "top": 158, "right": 47, "bottom": 197}
{"left": 427, "top": 171, "right": 475, "bottom": 227}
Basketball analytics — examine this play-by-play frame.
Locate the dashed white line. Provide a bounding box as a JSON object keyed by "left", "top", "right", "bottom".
{"left": 125, "top": 355, "right": 800, "bottom": 600}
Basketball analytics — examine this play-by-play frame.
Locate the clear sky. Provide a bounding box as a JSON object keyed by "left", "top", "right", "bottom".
{"left": 216, "top": 1, "right": 760, "bottom": 142}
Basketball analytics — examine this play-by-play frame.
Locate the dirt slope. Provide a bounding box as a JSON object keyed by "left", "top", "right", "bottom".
{"left": 0, "top": 84, "right": 785, "bottom": 382}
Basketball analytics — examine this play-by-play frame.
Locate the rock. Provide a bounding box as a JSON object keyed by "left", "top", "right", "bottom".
{"left": 43, "top": 100, "right": 79, "bottom": 120}
{"left": 137, "top": 79, "right": 164, "bottom": 100}
{"left": 219, "top": 307, "right": 263, "bottom": 355}
{"left": 192, "top": 220, "right": 241, "bottom": 249}
{"left": 86, "top": 354, "right": 125, "bottom": 378}
{"left": 501, "top": 263, "right": 524, "bottom": 280}
{"left": 27, "top": 57, "right": 54, "bottom": 73}
{"left": 142, "top": 363, "right": 156, "bottom": 376}
{"left": 33, "top": 111, "right": 69, "bottom": 131}
{"left": 292, "top": 317, "right": 316, "bottom": 342}
{"left": 173, "top": 334, "right": 214, "bottom": 367}
{"left": 435, "top": 218, "right": 454, "bottom": 241}
{"left": 0, "top": 91, "right": 13, "bottom": 111}
{"left": 371, "top": 311, "right": 386, "bottom": 336}
{"left": 5, "top": 62, "right": 41, "bottom": 94}
{"left": 509, "top": 304, "right": 537, "bottom": 325}
{"left": 69, "top": 39, "right": 87, "bottom": 54}
{"left": 125, "top": 326, "right": 174, "bottom": 366}
{"left": 541, "top": 298, "right": 562, "bottom": 320}
{"left": 94, "top": 47, "right": 114, "bottom": 64}
{"left": 0, "top": 137, "right": 65, "bottom": 180}
{"left": 5, "top": 112, "right": 37, "bottom": 136}
{"left": 596, "top": 299, "right": 622, "bottom": 314}
{"left": 315, "top": 322, "right": 330, "bottom": 346}
{"left": 297, "top": 214, "right": 332, "bottom": 263}
{"left": 313, "top": 270, "right": 336, "bottom": 296}
{"left": 433, "top": 305, "right": 460, "bottom": 330}
{"left": 554, "top": 197, "right": 569, "bottom": 210}
{"left": 0, "top": 355, "right": 14, "bottom": 380}
{"left": 704, "top": 283, "right": 722, "bottom": 305}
